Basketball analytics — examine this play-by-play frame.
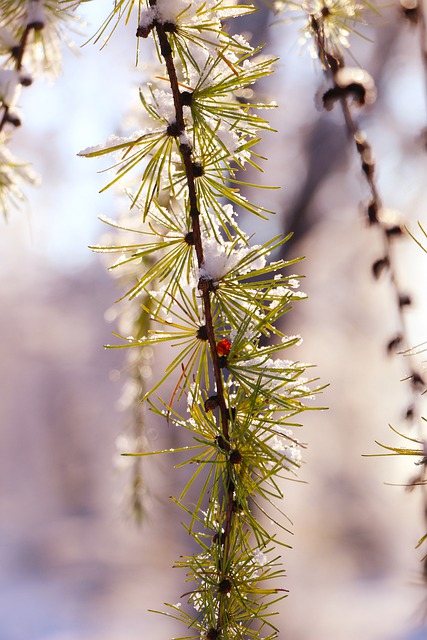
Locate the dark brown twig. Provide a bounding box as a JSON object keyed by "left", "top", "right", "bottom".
{"left": 311, "top": 7, "right": 427, "bottom": 572}
{"left": 152, "top": 13, "right": 236, "bottom": 630}
{"left": 312, "top": 13, "right": 424, "bottom": 414}
{"left": 0, "top": 24, "right": 34, "bottom": 133}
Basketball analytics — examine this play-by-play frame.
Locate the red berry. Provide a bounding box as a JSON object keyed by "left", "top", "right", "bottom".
{"left": 216, "top": 339, "right": 231, "bottom": 357}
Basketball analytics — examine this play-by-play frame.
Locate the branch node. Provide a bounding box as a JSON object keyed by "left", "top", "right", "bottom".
{"left": 217, "top": 355, "right": 228, "bottom": 369}
{"left": 192, "top": 161, "right": 204, "bottom": 177}
{"left": 198, "top": 277, "right": 217, "bottom": 293}
{"left": 372, "top": 256, "right": 390, "bottom": 279}
{"left": 367, "top": 200, "right": 379, "bottom": 225}
{"left": 205, "top": 395, "right": 220, "bottom": 412}
{"left": 387, "top": 334, "right": 403, "bottom": 355}
{"left": 163, "top": 21, "right": 177, "bottom": 33}
{"left": 166, "top": 120, "right": 182, "bottom": 137}
{"left": 180, "top": 90, "right": 193, "bottom": 106}
{"left": 218, "top": 578, "right": 232, "bottom": 594}
{"left": 229, "top": 449, "right": 242, "bottom": 465}
{"left": 196, "top": 324, "right": 208, "bottom": 340}
{"left": 398, "top": 293, "right": 412, "bottom": 308}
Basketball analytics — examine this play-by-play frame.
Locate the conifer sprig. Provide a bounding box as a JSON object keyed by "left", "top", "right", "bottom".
{"left": 275, "top": 0, "right": 427, "bottom": 580}
{"left": 80, "top": 2, "right": 321, "bottom": 637}
{"left": 0, "top": 0, "right": 84, "bottom": 217}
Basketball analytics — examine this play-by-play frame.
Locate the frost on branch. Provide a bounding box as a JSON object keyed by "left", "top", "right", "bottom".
{"left": 0, "top": 1, "right": 84, "bottom": 219}
{"left": 82, "top": 2, "right": 323, "bottom": 638}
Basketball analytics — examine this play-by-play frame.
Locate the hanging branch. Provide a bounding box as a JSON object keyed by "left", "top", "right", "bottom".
{"left": 0, "top": 23, "right": 32, "bottom": 132}
{"left": 0, "top": 0, "right": 83, "bottom": 219}
{"left": 80, "top": 2, "right": 322, "bottom": 637}
{"left": 274, "top": 0, "right": 427, "bottom": 572}
{"left": 313, "top": 2, "right": 427, "bottom": 567}
{"left": 304, "top": 5, "right": 425, "bottom": 415}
